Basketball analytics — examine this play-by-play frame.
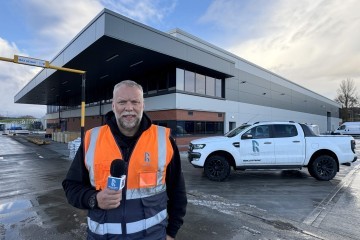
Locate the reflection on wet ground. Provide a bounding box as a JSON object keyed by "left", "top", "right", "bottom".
{"left": 0, "top": 199, "right": 35, "bottom": 224}
{"left": 0, "top": 199, "right": 33, "bottom": 215}
{"left": 0, "top": 138, "right": 33, "bottom": 156}
{"left": 0, "top": 135, "right": 87, "bottom": 239}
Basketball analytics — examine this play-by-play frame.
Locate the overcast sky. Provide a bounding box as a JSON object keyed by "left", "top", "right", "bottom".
{"left": 0, "top": 0, "right": 359, "bottom": 118}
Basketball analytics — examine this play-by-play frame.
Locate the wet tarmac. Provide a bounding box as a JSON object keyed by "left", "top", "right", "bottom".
{"left": 1, "top": 134, "right": 360, "bottom": 240}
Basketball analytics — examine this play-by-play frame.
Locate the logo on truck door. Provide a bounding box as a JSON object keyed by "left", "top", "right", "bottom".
{"left": 243, "top": 140, "right": 261, "bottom": 162}
{"left": 252, "top": 140, "right": 259, "bottom": 152}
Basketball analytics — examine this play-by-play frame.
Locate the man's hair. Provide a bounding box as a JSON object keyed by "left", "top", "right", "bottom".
{"left": 113, "top": 80, "right": 144, "bottom": 99}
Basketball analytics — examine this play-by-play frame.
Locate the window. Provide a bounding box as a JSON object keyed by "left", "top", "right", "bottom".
{"left": 207, "top": 122, "right": 223, "bottom": 134}
{"left": 167, "top": 120, "right": 224, "bottom": 136}
{"left": 168, "top": 69, "right": 176, "bottom": 91}
{"left": 338, "top": 125, "right": 346, "bottom": 130}
{"left": 206, "top": 122, "right": 216, "bottom": 134}
{"left": 184, "top": 71, "right": 195, "bottom": 93}
{"left": 174, "top": 121, "right": 186, "bottom": 136}
{"left": 176, "top": 68, "right": 223, "bottom": 98}
{"left": 195, "top": 73, "right": 206, "bottom": 94}
{"left": 176, "top": 68, "right": 184, "bottom": 91}
{"left": 215, "top": 78, "right": 222, "bottom": 97}
{"left": 245, "top": 125, "right": 270, "bottom": 139}
{"left": 229, "top": 122, "right": 236, "bottom": 131}
{"left": 195, "top": 122, "right": 205, "bottom": 134}
{"left": 206, "top": 76, "right": 215, "bottom": 96}
{"left": 273, "top": 124, "right": 297, "bottom": 138}
{"left": 185, "top": 121, "right": 195, "bottom": 134}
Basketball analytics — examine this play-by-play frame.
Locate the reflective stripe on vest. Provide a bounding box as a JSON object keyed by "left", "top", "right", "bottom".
{"left": 85, "top": 127, "right": 100, "bottom": 187}
{"left": 157, "top": 126, "right": 166, "bottom": 185}
{"left": 126, "top": 184, "right": 166, "bottom": 200}
{"left": 87, "top": 209, "right": 167, "bottom": 235}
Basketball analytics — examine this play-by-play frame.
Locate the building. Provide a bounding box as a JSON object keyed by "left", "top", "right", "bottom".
{"left": 15, "top": 9, "right": 341, "bottom": 150}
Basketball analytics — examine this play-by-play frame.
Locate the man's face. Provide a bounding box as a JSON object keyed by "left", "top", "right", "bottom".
{"left": 112, "top": 85, "right": 144, "bottom": 135}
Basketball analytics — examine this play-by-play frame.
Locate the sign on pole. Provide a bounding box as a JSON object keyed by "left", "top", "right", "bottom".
{"left": 14, "top": 55, "right": 48, "bottom": 68}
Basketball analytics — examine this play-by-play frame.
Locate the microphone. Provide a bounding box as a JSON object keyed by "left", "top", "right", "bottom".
{"left": 107, "top": 159, "right": 126, "bottom": 191}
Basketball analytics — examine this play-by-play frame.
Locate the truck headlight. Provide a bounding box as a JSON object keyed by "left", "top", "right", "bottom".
{"left": 193, "top": 144, "right": 206, "bottom": 149}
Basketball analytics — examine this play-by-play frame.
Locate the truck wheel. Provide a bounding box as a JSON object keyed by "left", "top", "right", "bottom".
{"left": 309, "top": 156, "right": 337, "bottom": 181}
{"left": 307, "top": 165, "right": 316, "bottom": 178}
{"left": 204, "top": 155, "right": 230, "bottom": 181}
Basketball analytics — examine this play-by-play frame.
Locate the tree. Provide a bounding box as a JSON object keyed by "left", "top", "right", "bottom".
{"left": 19, "top": 115, "right": 35, "bottom": 119}
{"left": 334, "top": 78, "right": 359, "bottom": 121}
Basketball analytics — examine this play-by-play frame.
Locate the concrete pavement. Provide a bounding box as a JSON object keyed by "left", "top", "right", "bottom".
{"left": 0, "top": 134, "right": 359, "bottom": 239}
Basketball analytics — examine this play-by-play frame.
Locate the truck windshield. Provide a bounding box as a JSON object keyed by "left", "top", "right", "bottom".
{"left": 225, "top": 124, "right": 251, "bottom": 137}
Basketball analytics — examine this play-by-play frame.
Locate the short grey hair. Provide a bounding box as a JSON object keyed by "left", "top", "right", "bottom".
{"left": 113, "top": 80, "right": 144, "bottom": 98}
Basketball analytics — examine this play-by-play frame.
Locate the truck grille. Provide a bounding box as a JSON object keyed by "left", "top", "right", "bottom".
{"left": 188, "top": 143, "right": 194, "bottom": 152}
{"left": 351, "top": 140, "right": 356, "bottom": 153}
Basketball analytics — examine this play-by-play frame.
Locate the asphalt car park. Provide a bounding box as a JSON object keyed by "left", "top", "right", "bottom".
{"left": 180, "top": 143, "right": 360, "bottom": 239}
{"left": 1, "top": 135, "right": 359, "bottom": 239}
{"left": 183, "top": 154, "right": 356, "bottom": 222}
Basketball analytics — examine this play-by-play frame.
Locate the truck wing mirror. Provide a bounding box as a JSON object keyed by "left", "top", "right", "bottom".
{"left": 241, "top": 134, "right": 253, "bottom": 139}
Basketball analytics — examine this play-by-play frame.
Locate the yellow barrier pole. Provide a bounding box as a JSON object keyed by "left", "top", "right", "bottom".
{"left": 0, "top": 54, "right": 86, "bottom": 143}
{"left": 0, "top": 56, "right": 14, "bottom": 62}
{"left": 47, "top": 64, "right": 85, "bottom": 74}
{"left": 81, "top": 73, "right": 86, "bottom": 142}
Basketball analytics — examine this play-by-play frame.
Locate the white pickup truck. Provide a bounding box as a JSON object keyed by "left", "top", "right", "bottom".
{"left": 188, "top": 121, "right": 357, "bottom": 181}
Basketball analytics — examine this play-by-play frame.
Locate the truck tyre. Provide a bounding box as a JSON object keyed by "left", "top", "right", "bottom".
{"left": 307, "top": 165, "right": 316, "bottom": 178}
{"left": 204, "top": 155, "right": 230, "bottom": 181}
{"left": 309, "top": 155, "right": 337, "bottom": 181}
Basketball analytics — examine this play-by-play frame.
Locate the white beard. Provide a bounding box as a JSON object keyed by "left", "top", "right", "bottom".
{"left": 118, "top": 112, "right": 143, "bottom": 130}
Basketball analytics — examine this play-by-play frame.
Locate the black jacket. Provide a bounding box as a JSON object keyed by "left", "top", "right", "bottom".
{"left": 62, "top": 111, "right": 187, "bottom": 238}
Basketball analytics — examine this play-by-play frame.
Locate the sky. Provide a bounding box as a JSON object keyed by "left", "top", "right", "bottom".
{"left": 0, "top": 0, "right": 359, "bottom": 118}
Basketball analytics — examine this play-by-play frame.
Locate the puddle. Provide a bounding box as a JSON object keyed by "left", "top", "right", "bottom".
{"left": 0, "top": 199, "right": 33, "bottom": 214}
{"left": 0, "top": 199, "right": 37, "bottom": 225}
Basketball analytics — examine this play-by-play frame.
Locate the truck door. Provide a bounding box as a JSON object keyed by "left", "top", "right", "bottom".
{"left": 272, "top": 124, "right": 304, "bottom": 165}
{"left": 239, "top": 125, "right": 275, "bottom": 165}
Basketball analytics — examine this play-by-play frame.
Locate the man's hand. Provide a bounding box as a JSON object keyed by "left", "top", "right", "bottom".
{"left": 96, "top": 188, "right": 122, "bottom": 209}
{"left": 166, "top": 235, "right": 174, "bottom": 240}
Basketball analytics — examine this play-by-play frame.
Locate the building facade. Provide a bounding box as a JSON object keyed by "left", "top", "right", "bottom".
{"left": 15, "top": 9, "right": 341, "bottom": 150}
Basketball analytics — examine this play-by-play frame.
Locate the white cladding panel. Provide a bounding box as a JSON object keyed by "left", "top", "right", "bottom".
{"left": 144, "top": 94, "right": 177, "bottom": 111}
{"left": 170, "top": 30, "right": 338, "bottom": 106}
{"left": 173, "top": 93, "right": 338, "bottom": 134}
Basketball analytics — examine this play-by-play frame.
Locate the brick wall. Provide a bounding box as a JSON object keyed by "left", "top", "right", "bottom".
{"left": 146, "top": 109, "right": 224, "bottom": 121}
{"left": 147, "top": 109, "right": 224, "bottom": 151}
{"left": 66, "top": 116, "right": 104, "bottom": 132}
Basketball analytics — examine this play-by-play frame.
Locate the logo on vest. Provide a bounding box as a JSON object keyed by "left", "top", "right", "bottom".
{"left": 144, "top": 152, "right": 150, "bottom": 165}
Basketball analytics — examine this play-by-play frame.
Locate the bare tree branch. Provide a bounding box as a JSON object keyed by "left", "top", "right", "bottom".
{"left": 334, "top": 78, "right": 359, "bottom": 121}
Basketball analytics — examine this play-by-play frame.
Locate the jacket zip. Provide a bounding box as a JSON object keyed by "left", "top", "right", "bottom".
{"left": 120, "top": 141, "right": 137, "bottom": 237}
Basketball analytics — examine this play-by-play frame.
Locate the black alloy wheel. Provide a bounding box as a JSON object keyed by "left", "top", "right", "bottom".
{"left": 310, "top": 155, "right": 337, "bottom": 181}
{"left": 204, "top": 155, "right": 231, "bottom": 181}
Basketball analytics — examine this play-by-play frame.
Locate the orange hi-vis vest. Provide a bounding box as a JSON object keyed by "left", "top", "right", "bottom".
{"left": 84, "top": 124, "right": 173, "bottom": 239}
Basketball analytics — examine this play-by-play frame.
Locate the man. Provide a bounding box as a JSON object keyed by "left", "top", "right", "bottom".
{"left": 62, "top": 80, "right": 187, "bottom": 239}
